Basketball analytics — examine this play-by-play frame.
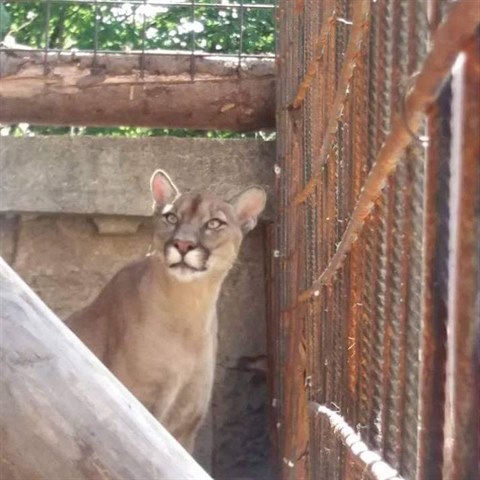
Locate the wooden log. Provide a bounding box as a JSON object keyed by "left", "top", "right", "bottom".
{"left": 0, "top": 257, "right": 212, "bottom": 480}
{"left": 0, "top": 50, "right": 275, "bottom": 131}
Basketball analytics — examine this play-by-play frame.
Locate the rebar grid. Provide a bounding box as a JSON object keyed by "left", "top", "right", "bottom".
{"left": 415, "top": 82, "right": 451, "bottom": 480}
{"left": 0, "top": 0, "right": 275, "bottom": 76}
{"left": 297, "top": 0, "right": 480, "bottom": 300}
{"left": 272, "top": 1, "right": 480, "bottom": 479}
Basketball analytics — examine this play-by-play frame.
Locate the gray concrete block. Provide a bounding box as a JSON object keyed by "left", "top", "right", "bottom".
{"left": 0, "top": 136, "right": 275, "bottom": 219}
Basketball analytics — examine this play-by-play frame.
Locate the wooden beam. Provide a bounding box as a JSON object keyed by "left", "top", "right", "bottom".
{"left": 0, "top": 257, "right": 212, "bottom": 480}
{"left": 0, "top": 50, "right": 275, "bottom": 131}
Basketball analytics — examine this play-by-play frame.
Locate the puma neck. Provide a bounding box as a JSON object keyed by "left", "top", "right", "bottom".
{"left": 144, "top": 253, "right": 225, "bottom": 334}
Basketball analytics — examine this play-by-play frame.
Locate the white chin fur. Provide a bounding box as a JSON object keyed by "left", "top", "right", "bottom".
{"left": 166, "top": 245, "right": 206, "bottom": 271}
{"left": 165, "top": 245, "right": 207, "bottom": 282}
{"left": 168, "top": 266, "right": 207, "bottom": 282}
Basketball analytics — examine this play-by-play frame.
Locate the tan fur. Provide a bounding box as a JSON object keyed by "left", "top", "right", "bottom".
{"left": 66, "top": 171, "right": 266, "bottom": 452}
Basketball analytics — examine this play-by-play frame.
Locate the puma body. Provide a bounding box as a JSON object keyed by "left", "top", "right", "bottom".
{"left": 67, "top": 255, "right": 218, "bottom": 451}
{"left": 66, "top": 171, "right": 266, "bottom": 452}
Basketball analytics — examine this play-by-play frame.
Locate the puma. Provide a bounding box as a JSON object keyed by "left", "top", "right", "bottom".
{"left": 66, "top": 170, "right": 266, "bottom": 452}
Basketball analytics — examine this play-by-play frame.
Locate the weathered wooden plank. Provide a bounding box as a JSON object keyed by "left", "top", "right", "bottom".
{"left": 0, "top": 51, "right": 275, "bottom": 132}
{"left": 0, "top": 257, "right": 212, "bottom": 480}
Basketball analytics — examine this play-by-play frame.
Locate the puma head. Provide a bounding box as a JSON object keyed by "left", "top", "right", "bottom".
{"left": 150, "top": 169, "right": 266, "bottom": 282}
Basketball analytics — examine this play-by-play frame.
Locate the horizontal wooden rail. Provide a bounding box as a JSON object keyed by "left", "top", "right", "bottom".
{"left": 0, "top": 51, "right": 275, "bottom": 131}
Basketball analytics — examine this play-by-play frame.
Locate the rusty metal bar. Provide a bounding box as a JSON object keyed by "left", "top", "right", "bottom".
{"left": 358, "top": 215, "right": 379, "bottom": 444}
{"left": 375, "top": 0, "right": 395, "bottom": 462}
{"left": 383, "top": 1, "right": 414, "bottom": 469}
{"left": 332, "top": 266, "right": 347, "bottom": 478}
{"left": 274, "top": 1, "right": 479, "bottom": 479}
{"left": 265, "top": 222, "right": 281, "bottom": 474}
{"left": 366, "top": 0, "right": 380, "bottom": 172}
{"left": 292, "top": 0, "right": 370, "bottom": 204}
{"left": 441, "top": 42, "right": 480, "bottom": 480}
{"left": 399, "top": 144, "right": 423, "bottom": 479}
{"left": 370, "top": 189, "right": 391, "bottom": 453}
{"left": 346, "top": 23, "right": 369, "bottom": 439}
{"left": 290, "top": 7, "right": 336, "bottom": 110}
{"left": 310, "top": 402, "right": 404, "bottom": 480}
{"left": 384, "top": 164, "right": 410, "bottom": 469}
{"left": 297, "top": 0, "right": 480, "bottom": 301}
{"left": 275, "top": 1, "right": 310, "bottom": 479}
{"left": 399, "top": 0, "right": 428, "bottom": 473}
{"left": 415, "top": 82, "right": 451, "bottom": 480}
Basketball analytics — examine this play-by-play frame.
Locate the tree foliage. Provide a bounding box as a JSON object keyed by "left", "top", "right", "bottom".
{"left": 1, "top": 1, "right": 275, "bottom": 138}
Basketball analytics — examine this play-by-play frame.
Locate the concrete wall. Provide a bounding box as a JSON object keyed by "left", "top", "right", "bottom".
{"left": 0, "top": 136, "right": 274, "bottom": 218}
{"left": 0, "top": 137, "right": 275, "bottom": 480}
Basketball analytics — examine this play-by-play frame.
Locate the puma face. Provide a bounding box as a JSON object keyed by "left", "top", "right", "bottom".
{"left": 150, "top": 170, "right": 266, "bottom": 282}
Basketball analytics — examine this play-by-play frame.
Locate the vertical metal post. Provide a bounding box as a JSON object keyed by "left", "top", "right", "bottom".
{"left": 442, "top": 42, "right": 480, "bottom": 480}
{"left": 238, "top": 0, "right": 245, "bottom": 70}
{"left": 92, "top": 0, "right": 99, "bottom": 70}
{"left": 43, "top": 0, "right": 52, "bottom": 74}
{"left": 140, "top": 0, "right": 147, "bottom": 78}
{"left": 189, "top": 0, "right": 196, "bottom": 80}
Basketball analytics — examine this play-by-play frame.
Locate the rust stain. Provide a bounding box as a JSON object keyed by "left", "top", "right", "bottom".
{"left": 273, "top": 1, "right": 479, "bottom": 479}
{"left": 294, "top": 0, "right": 480, "bottom": 301}
{"left": 294, "top": 0, "right": 304, "bottom": 15}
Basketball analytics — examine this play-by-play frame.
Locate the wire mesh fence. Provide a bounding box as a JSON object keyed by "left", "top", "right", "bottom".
{"left": 269, "top": 1, "right": 479, "bottom": 479}
{"left": 0, "top": 0, "right": 275, "bottom": 71}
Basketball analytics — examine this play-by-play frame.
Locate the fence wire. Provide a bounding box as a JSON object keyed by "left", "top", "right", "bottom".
{"left": 0, "top": 0, "right": 275, "bottom": 76}
{"left": 269, "top": 1, "right": 480, "bottom": 479}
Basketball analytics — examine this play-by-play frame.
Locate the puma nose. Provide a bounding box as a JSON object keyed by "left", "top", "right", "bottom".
{"left": 173, "top": 239, "right": 196, "bottom": 255}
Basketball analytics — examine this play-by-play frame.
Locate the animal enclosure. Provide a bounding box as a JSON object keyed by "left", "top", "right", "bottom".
{"left": 1, "top": 1, "right": 479, "bottom": 480}
{"left": 269, "top": 1, "right": 479, "bottom": 479}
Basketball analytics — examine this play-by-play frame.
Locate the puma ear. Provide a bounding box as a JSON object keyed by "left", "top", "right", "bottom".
{"left": 150, "top": 169, "right": 179, "bottom": 208}
{"left": 230, "top": 186, "right": 267, "bottom": 233}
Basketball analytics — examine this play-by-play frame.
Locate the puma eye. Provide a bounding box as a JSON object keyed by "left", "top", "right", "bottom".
{"left": 164, "top": 213, "right": 178, "bottom": 225}
{"left": 206, "top": 218, "right": 224, "bottom": 230}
